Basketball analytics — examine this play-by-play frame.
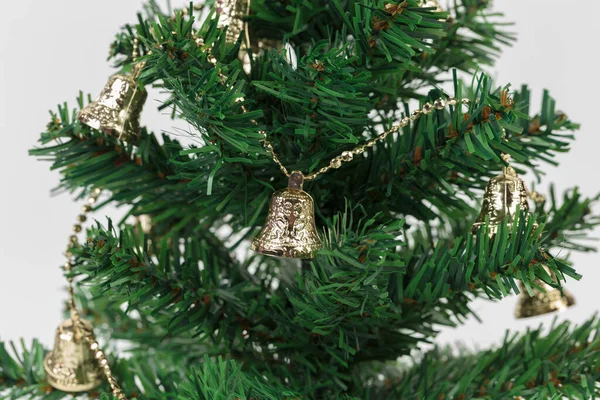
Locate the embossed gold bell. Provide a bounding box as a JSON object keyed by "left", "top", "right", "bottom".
{"left": 515, "top": 265, "right": 575, "bottom": 318}
{"left": 251, "top": 171, "right": 323, "bottom": 259}
{"left": 78, "top": 69, "right": 147, "bottom": 141}
{"left": 471, "top": 166, "right": 530, "bottom": 235}
{"left": 216, "top": 0, "right": 251, "bottom": 46}
{"left": 44, "top": 318, "right": 102, "bottom": 392}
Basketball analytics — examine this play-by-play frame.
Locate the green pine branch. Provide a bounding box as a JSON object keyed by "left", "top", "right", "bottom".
{"left": 179, "top": 356, "right": 305, "bottom": 400}
{"left": 5, "top": 316, "right": 600, "bottom": 399}
{"left": 0, "top": 338, "right": 190, "bottom": 400}
{"left": 19, "top": 1, "right": 600, "bottom": 399}
{"left": 534, "top": 186, "right": 600, "bottom": 252}
{"left": 32, "top": 78, "right": 578, "bottom": 234}
{"left": 60, "top": 204, "right": 583, "bottom": 397}
{"left": 110, "top": 0, "right": 514, "bottom": 101}
{"left": 360, "top": 316, "right": 600, "bottom": 399}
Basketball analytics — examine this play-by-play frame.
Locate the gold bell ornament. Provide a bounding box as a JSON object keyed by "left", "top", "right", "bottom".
{"left": 216, "top": 0, "right": 251, "bottom": 46}
{"left": 44, "top": 318, "right": 103, "bottom": 392}
{"left": 251, "top": 171, "right": 323, "bottom": 259}
{"left": 470, "top": 159, "right": 576, "bottom": 318}
{"left": 471, "top": 165, "right": 530, "bottom": 236}
{"left": 77, "top": 66, "right": 147, "bottom": 141}
{"left": 216, "top": 0, "right": 282, "bottom": 74}
{"left": 78, "top": 37, "right": 146, "bottom": 142}
{"left": 251, "top": 97, "right": 473, "bottom": 259}
{"left": 515, "top": 265, "right": 575, "bottom": 318}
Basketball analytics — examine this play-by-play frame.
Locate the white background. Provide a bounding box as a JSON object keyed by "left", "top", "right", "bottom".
{"left": 1, "top": 0, "right": 599, "bottom": 354}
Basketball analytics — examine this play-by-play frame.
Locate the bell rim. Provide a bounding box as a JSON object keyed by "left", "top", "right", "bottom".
{"left": 471, "top": 220, "right": 539, "bottom": 237}
{"left": 250, "top": 240, "right": 322, "bottom": 259}
{"left": 514, "top": 291, "right": 575, "bottom": 319}
{"left": 471, "top": 221, "right": 500, "bottom": 236}
{"left": 514, "top": 303, "right": 571, "bottom": 319}
{"left": 43, "top": 351, "right": 103, "bottom": 393}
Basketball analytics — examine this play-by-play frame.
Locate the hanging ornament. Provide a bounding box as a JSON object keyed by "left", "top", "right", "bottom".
{"left": 216, "top": 0, "right": 251, "bottom": 46}
{"left": 515, "top": 265, "right": 575, "bottom": 318}
{"left": 77, "top": 72, "right": 146, "bottom": 141}
{"left": 214, "top": 0, "right": 284, "bottom": 73}
{"left": 471, "top": 165, "right": 530, "bottom": 236}
{"left": 470, "top": 158, "right": 576, "bottom": 318}
{"left": 251, "top": 171, "right": 322, "bottom": 258}
{"left": 44, "top": 318, "right": 102, "bottom": 392}
{"left": 252, "top": 97, "right": 469, "bottom": 258}
{"left": 78, "top": 38, "right": 147, "bottom": 142}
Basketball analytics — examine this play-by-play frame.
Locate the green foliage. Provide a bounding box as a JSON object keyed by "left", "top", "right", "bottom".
{"left": 5, "top": 317, "right": 600, "bottom": 399}
{"left": 17, "top": 0, "right": 600, "bottom": 398}
{"left": 364, "top": 317, "right": 600, "bottom": 399}
{"left": 179, "top": 356, "right": 304, "bottom": 400}
{"left": 0, "top": 340, "right": 47, "bottom": 400}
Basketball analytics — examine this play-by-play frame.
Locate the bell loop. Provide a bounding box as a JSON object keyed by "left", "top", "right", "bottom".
{"left": 288, "top": 171, "right": 304, "bottom": 190}
{"left": 503, "top": 165, "right": 517, "bottom": 178}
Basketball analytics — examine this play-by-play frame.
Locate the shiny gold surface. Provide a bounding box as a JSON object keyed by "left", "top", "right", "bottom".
{"left": 515, "top": 265, "right": 575, "bottom": 319}
{"left": 251, "top": 172, "right": 323, "bottom": 259}
{"left": 471, "top": 167, "right": 530, "bottom": 235}
{"left": 44, "top": 319, "right": 102, "bottom": 392}
{"left": 78, "top": 73, "right": 147, "bottom": 141}
{"left": 216, "top": 0, "right": 251, "bottom": 45}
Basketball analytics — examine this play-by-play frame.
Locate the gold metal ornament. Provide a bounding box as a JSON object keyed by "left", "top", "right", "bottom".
{"left": 44, "top": 318, "right": 103, "bottom": 392}
{"left": 253, "top": 98, "right": 472, "bottom": 258}
{"left": 216, "top": 0, "right": 251, "bottom": 46}
{"left": 251, "top": 171, "right": 323, "bottom": 259}
{"left": 471, "top": 166, "right": 530, "bottom": 235}
{"left": 515, "top": 265, "right": 575, "bottom": 319}
{"left": 77, "top": 70, "right": 147, "bottom": 141}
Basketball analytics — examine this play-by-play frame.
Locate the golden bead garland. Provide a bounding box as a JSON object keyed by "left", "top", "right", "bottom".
{"left": 87, "top": 338, "right": 127, "bottom": 400}
{"left": 261, "top": 97, "right": 471, "bottom": 181}
{"left": 63, "top": 188, "right": 128, "bottom": 400}
{"left": 251, "top": 97, "right": 475, "bottom": 259}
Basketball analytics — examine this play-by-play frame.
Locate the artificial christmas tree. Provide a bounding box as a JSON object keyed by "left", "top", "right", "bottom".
{"left": 2, "top": 0, "right": 600, "bottom": 398}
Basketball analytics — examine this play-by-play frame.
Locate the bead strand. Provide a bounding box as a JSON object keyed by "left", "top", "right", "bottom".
{"left": 262, "top": 97, "right": 471, "bottom": 181}
{"left": 62, "top": 188, "right": 129, "bottom": 400}
{"left": 88, "top": 339, "right": 128, "bottom": 400}
{"left": 64, "top": 188, "right": 101, "bottom": 321}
